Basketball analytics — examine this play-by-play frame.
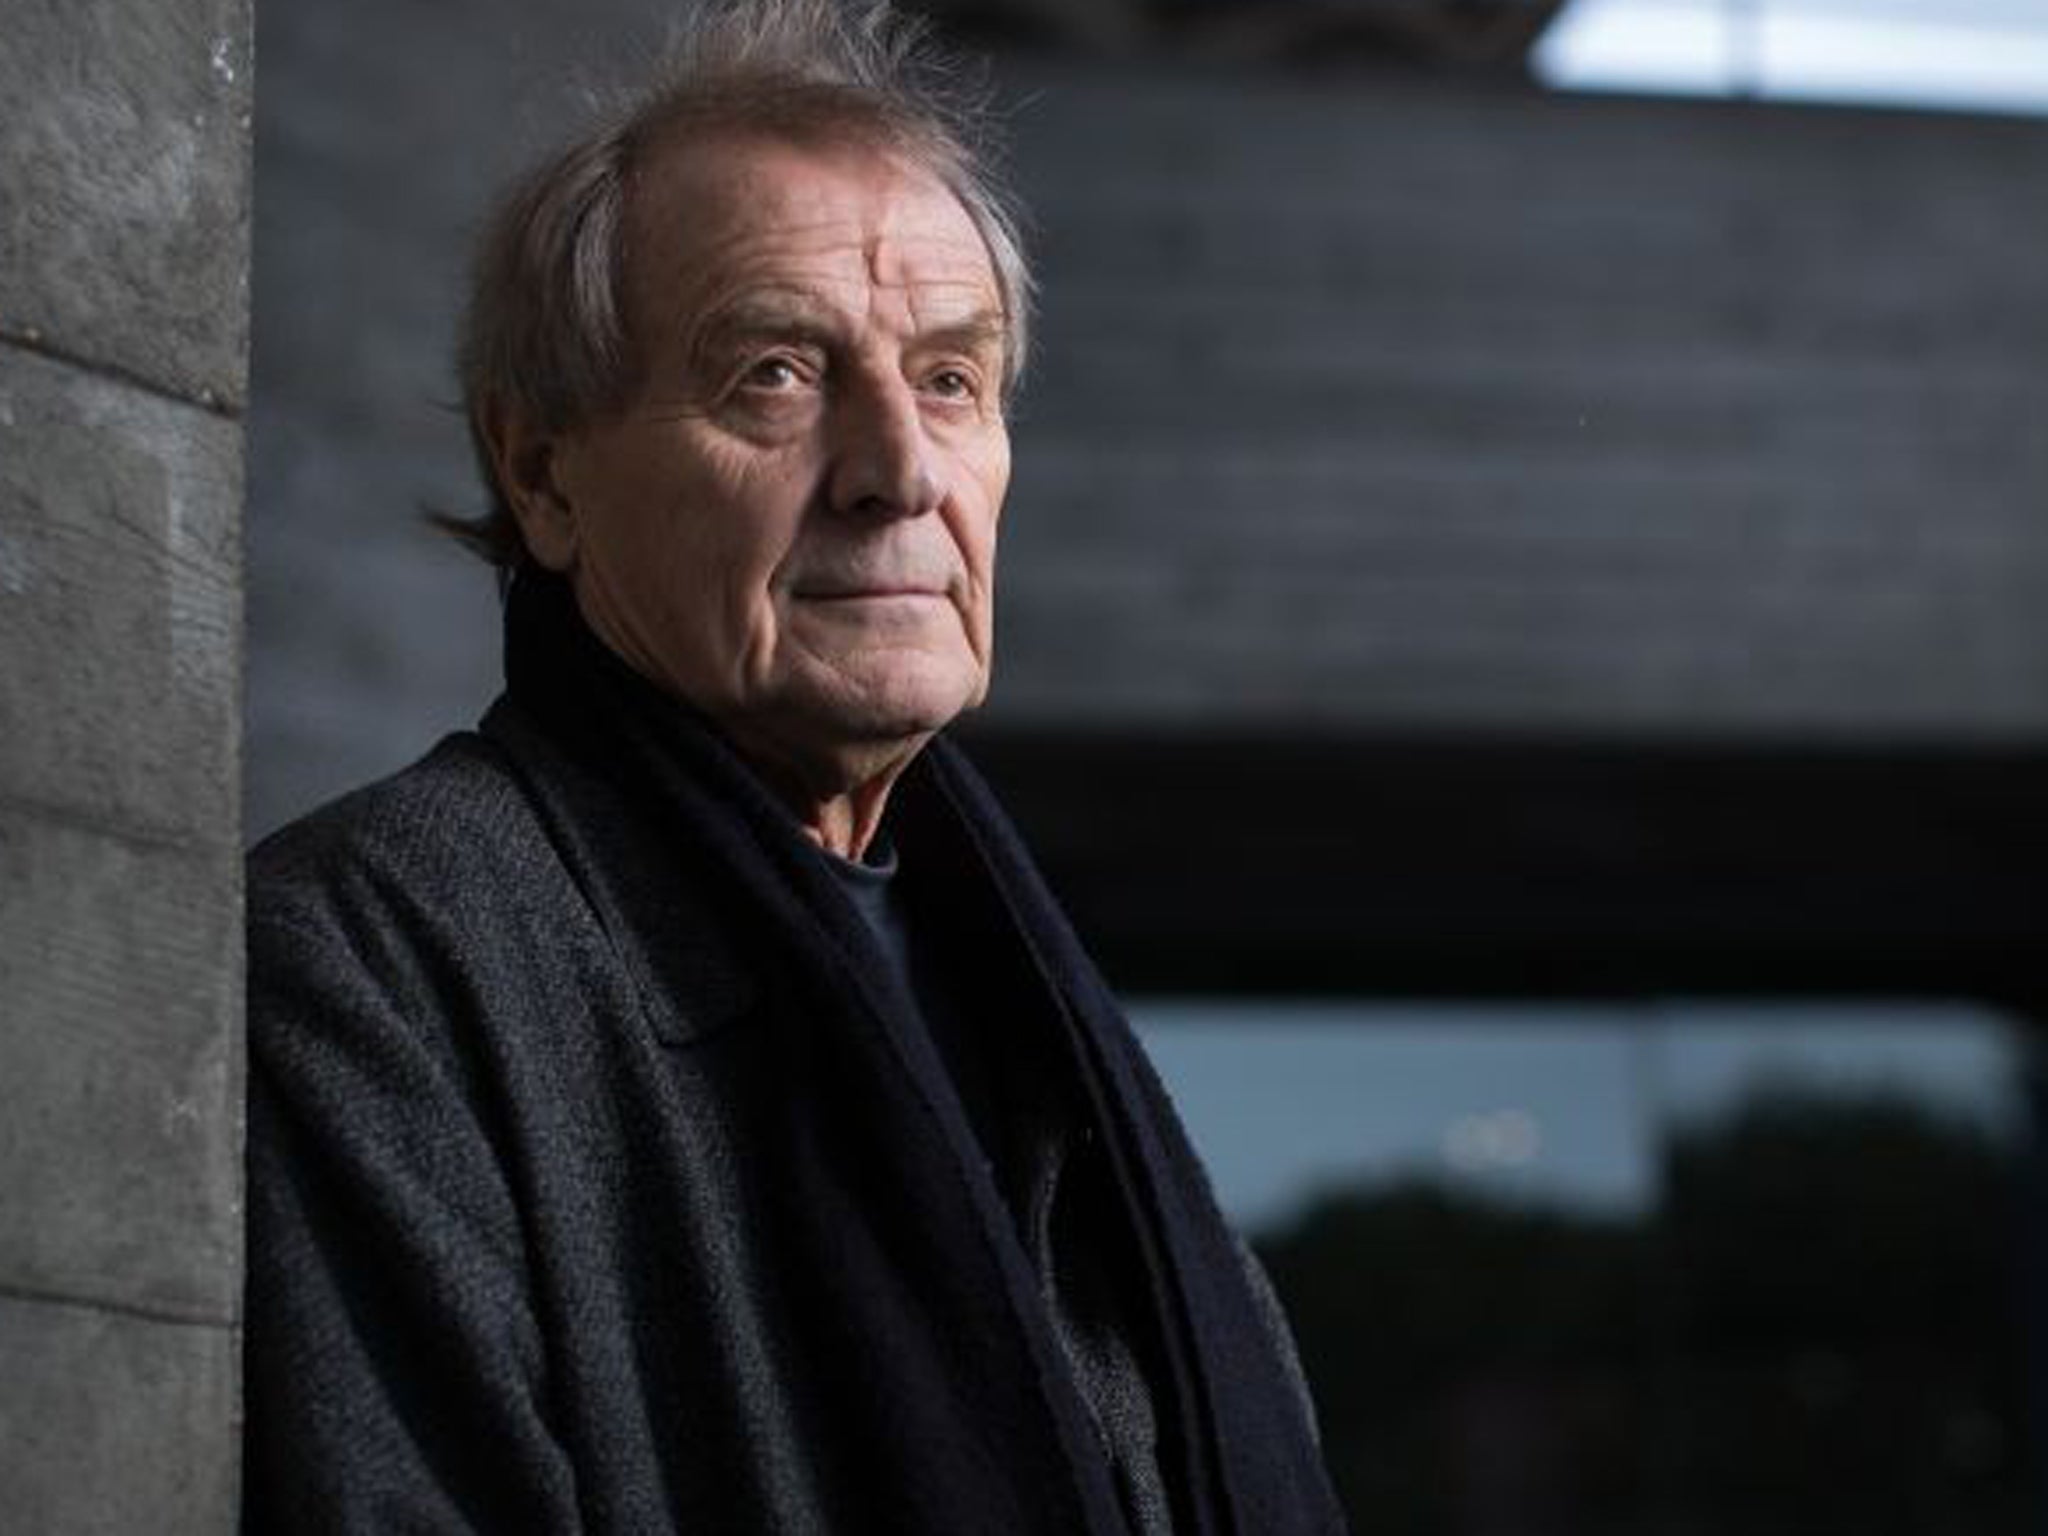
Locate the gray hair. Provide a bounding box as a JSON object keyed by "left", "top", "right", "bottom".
{"left": 446, "top": 0, "right": 1034, "bottom": 568}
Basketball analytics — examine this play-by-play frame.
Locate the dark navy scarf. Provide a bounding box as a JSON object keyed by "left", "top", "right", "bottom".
{"left": 492, "top": 570, "right": 1345, "bottom": 1535}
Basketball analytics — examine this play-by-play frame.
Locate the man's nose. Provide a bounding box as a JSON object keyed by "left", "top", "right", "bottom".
{"left": 826, "top": 372, "right": 942, "bottom": 521}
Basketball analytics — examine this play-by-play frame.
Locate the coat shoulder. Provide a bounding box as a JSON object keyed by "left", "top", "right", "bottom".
{"left": 248, "top": 732, "right": 540, "bottom": 916}
{"left": 243, "top": 731, "right": 592, "bottom": 1027}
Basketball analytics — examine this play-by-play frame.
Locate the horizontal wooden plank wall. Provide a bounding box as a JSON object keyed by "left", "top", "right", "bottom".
{"left": 959, "top": 64, "right": 2048, "bottom": 998}
{"left": 987, "top": 64, "right": 2048, "bottom": 741}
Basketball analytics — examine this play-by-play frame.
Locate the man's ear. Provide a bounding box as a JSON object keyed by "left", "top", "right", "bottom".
{"left": 484, "top": 401, "right": 580, "bottom": 573}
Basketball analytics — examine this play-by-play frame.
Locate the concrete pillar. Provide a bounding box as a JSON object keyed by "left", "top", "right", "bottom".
{"left": 0, "top": 0, "right": 252, "bottom": 1529}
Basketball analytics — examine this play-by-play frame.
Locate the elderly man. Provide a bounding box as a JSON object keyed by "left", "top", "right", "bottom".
{"left": 244, "top": 2, "right": 1342, "bottom": 1531}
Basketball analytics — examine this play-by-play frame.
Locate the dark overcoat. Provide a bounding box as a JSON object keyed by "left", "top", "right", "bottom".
{"left": 243, "top": 576, "right": 1345, "bottom": 1534}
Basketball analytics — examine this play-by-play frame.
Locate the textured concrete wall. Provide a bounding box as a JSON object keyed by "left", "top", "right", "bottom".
{"left": 993, "top": 65, "right": 2048, "bottom": 736}
{"left": 0, "top": 0, "right": 251, "bottom": 1529}
{"left": 245, "top": 6, "right": 2048, "bottom": 836}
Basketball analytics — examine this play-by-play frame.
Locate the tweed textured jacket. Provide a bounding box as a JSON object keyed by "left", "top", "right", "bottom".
{"left": 243, "top": 573, "right": 1344, "bottom": 1534}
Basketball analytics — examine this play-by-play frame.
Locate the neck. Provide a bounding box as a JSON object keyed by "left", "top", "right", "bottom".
{"left": 796, "top": 781, "right": 895, "bottom": 863}
{"left": 716, "top": 721, "right": 928, "bottom": 862}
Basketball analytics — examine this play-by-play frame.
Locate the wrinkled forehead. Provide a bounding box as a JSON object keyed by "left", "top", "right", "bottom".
{"left": 620, "top": 128, "right": 1003, "bottom": 353}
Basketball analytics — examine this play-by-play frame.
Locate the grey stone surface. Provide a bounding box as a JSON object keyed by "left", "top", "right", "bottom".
{"left": 0, "top": 811, "right": 241, "bottom": 1322}
{"left": 0, "top": 0, "right": 249, "bottom": 1523}
{"left": 0, "top": 0, "right": 253, "bottom": 408}
{"left": 0, "top": 344, "right": 243, "bottom": 844}
{"left": 0, "top": 1294, "right": 235, "bottom": 1536}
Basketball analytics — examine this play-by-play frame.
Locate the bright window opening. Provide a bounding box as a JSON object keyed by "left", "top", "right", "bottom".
{"left": 1535, "top": 0, "right": 2048, "bottom": 119}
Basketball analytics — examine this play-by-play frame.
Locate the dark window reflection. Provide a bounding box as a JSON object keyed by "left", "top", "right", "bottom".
{"left": 1136, "top": 1002, "right": 2034, "bottom": 1535}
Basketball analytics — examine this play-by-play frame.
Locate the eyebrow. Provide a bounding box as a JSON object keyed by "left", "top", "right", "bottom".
{"left": 689, "top": 296, "right": 1009, "bottom": 371}
{"left": 911, "top": 309, "right": 1009, "bottom": 360}
{"left": 689, "top": 295, "right": 840, "bottom": 370}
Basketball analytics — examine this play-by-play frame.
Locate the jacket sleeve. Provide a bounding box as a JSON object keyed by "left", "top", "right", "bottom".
{"left": 242, "top": 861, "right": 585, "bottom": 1535}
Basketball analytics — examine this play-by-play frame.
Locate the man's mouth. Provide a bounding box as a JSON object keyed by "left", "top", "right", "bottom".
{"left": 793, "top": 583, "right": 949, "bottom": 601}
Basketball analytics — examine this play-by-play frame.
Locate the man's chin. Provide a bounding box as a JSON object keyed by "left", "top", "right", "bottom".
{"left": 785, "top": 651, "right": 986, "bottom": 738}
{"left": 827, "top": 685, "right": 980, "bottom": 746}
{"left": 776, "top": 684, "right": 977, "bottom": 775}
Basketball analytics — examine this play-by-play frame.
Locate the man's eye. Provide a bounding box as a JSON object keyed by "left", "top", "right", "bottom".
{"left": 923, "top": 367, "right": 979, "bottom": 401}
{"left": 741, "top": 356, "right": 808, "bottom": 391}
